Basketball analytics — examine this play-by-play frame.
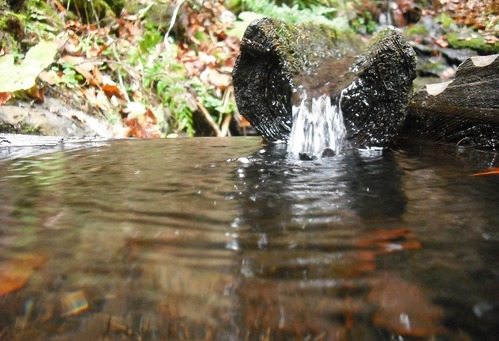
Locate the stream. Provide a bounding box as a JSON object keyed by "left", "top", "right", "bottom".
{"left": 0, "top": 137, "right": 498, "bottom": 340}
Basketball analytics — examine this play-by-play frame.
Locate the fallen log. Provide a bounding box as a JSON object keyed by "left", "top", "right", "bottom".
{"left": 232, "top": 18, "right": 417, "bottom": 148}
{"left": 402, "top": 54, "right": 499, "bottom": 150}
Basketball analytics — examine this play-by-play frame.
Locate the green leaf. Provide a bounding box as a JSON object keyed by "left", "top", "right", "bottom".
{"left": 24, "top": 41, "right": 58, "bottom": 69}
{"left": 0, "top": 41, "right": 58, "bottom": 92}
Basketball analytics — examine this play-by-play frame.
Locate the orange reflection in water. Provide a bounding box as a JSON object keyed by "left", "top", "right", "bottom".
{"left": 471, "top": 167, "right": 499, "bottom": 176}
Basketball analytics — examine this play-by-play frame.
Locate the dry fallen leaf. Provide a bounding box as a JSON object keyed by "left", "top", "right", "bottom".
{"left": 204, "top": 67, "right": 232, "bottom": 89}
{"left": 26, "top": 85, "right": 45, "bottom": 103}
{"left": 124, "top": 101, "right": 147, "bottom": 118}
{"left": 102, "top": 83, "right": 126, "bottom": 100}
{"left": 95, "top": 90, "right": 112, "bottom": 111}
{"left": 0, "top": 92, "right": 14, "bottom": 105}
{"left": 59, "top": 55, "right": 104, "bottom": 86}
{"left": 125, "top": 108, "right": 161, "bottom": 138}
{"left": 39, "top": 70, "right": 61, "bottom": 85}
{"left": 484, "top": 35, "right": 499, "bottom": 45}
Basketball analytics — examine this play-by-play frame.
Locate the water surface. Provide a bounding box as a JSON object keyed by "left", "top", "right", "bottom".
{"left": 0, "top": 137, "right": 497, "bottom": 340}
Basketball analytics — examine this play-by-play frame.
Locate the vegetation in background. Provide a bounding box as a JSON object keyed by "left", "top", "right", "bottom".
{"left": 1, "top": 0, "right": 241, "bottom": 138}
{"left": 0, "top": 0, "right": 497, "bottom": 137}
{"left": 236, "top": 0, "right": 350, "bottom": 31}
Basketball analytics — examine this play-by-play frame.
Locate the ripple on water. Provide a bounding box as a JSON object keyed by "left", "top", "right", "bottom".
{"left": 0, "top": 137, "right": 498, "bottom": 340}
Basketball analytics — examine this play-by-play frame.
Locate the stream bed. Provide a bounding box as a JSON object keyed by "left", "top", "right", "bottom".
{"left": 0, "top": 137, "right": 498, "bottom": 340}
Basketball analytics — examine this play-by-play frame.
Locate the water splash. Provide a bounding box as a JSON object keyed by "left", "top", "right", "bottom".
{"left": 287, "top": 89, "right": 346, "bottom": 159}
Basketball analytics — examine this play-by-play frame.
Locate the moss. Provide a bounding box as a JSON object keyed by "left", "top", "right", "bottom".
{"left": 0, "top": 32, "right": 18, "bottom": 53}
{"left": 0, "top": 15, "right": 7, "bottom": 30}
{"left": 406, "top": 24, "right": 429, "bottom": 36}
{"left": 19, "top": 122, "right": 42, "bottom": 134}
{"left": 446, "top": 31, "right": 499, "bottom": 54}
{"left": 0, "top": 14, "right": 23, "bottom": 53}
{"left": 25, "top": 0, "right": 64, "bottom": 29}
{"left": 261, "top": 18, "right": 350, "bottom": 76}
{"left": 438, "top": 13, "right": 455, "bottom": 29}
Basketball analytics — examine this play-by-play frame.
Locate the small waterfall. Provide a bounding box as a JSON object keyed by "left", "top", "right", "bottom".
{"left": 287, "top": 89, "right": 346, "bottom": 159}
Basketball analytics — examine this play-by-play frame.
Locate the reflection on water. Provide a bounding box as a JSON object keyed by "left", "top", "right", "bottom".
{"left": 0, "top": 137, "right": 498, "bottom": 340}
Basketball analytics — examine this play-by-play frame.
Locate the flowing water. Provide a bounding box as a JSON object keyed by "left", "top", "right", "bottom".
{"left": 0, "top": 137, "right": 498, "bottom": 340}
{"left": 288, "top": 89, "right": 346, "bottom": 159}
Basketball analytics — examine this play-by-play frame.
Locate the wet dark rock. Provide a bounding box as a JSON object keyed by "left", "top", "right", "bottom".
{"left": 411, "top": 42, "right": 477, "bottom": 78}
{"left": 321, "top": 148, "right": 336, "bottom": 157}
{"left": 339, "top": 27, "right": 416, "bottom": 147}
{"left": 403, "top": 54, "right": 499, "bottom": 150}
{"left": 232, "top": 18, "right": 417, "bottom": 148}
{"left": 441, "top": 47, "right": 478, "bottom": 65}
{"left": 298, "top": 152, "right": 315, "bottom": 161}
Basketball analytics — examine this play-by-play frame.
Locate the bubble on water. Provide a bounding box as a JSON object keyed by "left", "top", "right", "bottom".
{"left": 257, "top": 233, "right": 269, "bottom": 248}
{"left": 473, "top": 302, "right": 493, "bottom": 318}
{"left": 225, "top": 240, "right": 240, "bottom": 251}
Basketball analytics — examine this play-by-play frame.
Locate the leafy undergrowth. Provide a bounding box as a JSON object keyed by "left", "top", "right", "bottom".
{"left": 0, "top": 0, "right": 497, "bottom": 138}
{"left": 0, "top": 0, "right": 244, "bottom": 138}
{"left": 424, "top": 0, "right": 498, "bottom": 52}
{"left": 439, "top": 0, "right": 498, "bottom": 34}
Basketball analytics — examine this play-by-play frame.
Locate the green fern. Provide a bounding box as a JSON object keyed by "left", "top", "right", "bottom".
{"left": 241, "top": 0, "right": 349, "bottom": 30}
